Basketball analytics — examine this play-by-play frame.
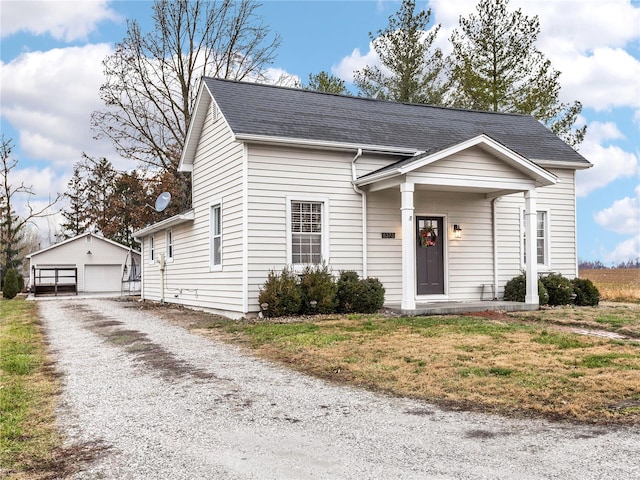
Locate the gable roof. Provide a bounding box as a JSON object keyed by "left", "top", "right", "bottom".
{"left": 26, "top": 232, "right": 140, "bottom": 259}
{"left": 356, "top": 134, "right": 557, "bottom": 188}
{"left": 192, "top": 77, "right": 590, "bottom": 168}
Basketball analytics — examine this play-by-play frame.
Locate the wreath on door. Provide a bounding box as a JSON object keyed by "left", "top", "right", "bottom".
{"left": 419, "top": 225, "right": 437, "bottom": 248}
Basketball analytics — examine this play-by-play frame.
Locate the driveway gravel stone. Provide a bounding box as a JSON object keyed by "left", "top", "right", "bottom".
{"left": 40, "top": 298, "right": 639, "bottom": 479}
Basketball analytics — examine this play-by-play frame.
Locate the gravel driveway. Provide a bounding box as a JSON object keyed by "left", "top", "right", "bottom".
{"left": 40, "top": 297, "right": 639, "bottom": 480}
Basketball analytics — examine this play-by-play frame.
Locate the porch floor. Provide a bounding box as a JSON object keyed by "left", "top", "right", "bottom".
{"left": 385, "top": 301, "right": 538, "bottom": 316}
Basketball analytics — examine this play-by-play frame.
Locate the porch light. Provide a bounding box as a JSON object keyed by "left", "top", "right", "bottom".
{"left": 453, "top": 224, "right": 462, "bottom": 239}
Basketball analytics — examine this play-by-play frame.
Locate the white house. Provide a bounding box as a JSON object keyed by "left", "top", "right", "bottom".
{"left": 133, "top": 78, "right": 591, "bottom": 319}
{"left": 26, "top": 232, "right": 141, "bottom": 295}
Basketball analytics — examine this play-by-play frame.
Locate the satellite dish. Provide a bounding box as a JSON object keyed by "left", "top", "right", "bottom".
{"left": 154, "top": 192, "right": 172, "bottom": 212}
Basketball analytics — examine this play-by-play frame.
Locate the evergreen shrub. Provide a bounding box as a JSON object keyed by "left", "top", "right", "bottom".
{"left": 540, "top": 273, "right": 574, "bottom": 306}
{"left": 299, "top": 264, "right": 338, "bottom": 314}
{"left": 258, "top": 267, "right": 302, "bottom": 317}
{"left": 571, "top": 277, "right": 600, "bottom": 306}
{"left": 503, "top": 273, "right": 549, "bottom": 305}
{"left": 2, "top": 268, "right": 20, "bottom": 299}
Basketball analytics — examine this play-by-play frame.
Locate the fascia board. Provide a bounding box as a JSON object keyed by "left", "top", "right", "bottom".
{"left": 133, "top": 209, "right": 195, "bottom": 238}
{"left": 178, "top": 82, "right": 207, "bottom": 172}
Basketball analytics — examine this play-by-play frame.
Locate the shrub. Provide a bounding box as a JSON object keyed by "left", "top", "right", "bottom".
{"left": 572, "top": 277, "right": 600, "bottom": 306}
{"left": 352, "top": 277, "right": 385, "bottom": 313}
{"left": 258, "top": 267, "right": 302, "bottom": 317}
{"left": 336, "top": 271, "right": 385, "bottom": 313}
{"left": 16, "top": 273, "right": 24, "bottom": 292}
{"left": 336, "top": 271, "right": 361, "bottom": 313}
{"left": 540, "top": 273, "right": 574, "bottom": 306}
{"left": 2, "top": 268, "right": 20, "bottom": 299}
{"left": 298, "top": 264, "right": 338, "bottom": 314}
{"left": 503, "top": 273, "right": 549, "bottom": 305}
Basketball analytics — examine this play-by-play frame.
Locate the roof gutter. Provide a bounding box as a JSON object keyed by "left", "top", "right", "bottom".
{"left": 234, "top": 133, "right": 420, "bottom": 156}
{"left": 133, "top": 209, "right": 195, "bottom": 239}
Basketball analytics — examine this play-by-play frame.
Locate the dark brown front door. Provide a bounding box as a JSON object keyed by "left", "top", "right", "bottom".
{"left": 416, "top": 216, "right": 444, "bottom": 295}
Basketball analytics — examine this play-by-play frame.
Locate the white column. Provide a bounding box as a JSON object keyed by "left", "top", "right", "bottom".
{"left": 401, "top": 182, "right": 416, "bottom": 310}
{"left": 524, "top": 189, "right": 539, "bottom": 305}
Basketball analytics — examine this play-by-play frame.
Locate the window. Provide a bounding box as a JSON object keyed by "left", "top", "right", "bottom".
{"left": 289, "top": 199, "right": 326, "bottom": 265}
{"left": 522, "top": 210, "right": 549, "bottom": 267}
{"left": 210, "top": 201, "right": 222, "bottom": 269}
{"left": 149, "top": 235, "right": 155, "bottom": 262}
{"left": 166, "top": 230, "right": 173, "bottom": 260}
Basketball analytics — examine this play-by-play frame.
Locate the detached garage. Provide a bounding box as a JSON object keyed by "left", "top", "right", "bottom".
{"left": 26, "top": 232, "right": 141, "bottom": 295}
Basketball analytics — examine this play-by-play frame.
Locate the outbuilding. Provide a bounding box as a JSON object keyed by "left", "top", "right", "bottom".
{"left": 26, "top": 232, "right": 141, "bottom": 296}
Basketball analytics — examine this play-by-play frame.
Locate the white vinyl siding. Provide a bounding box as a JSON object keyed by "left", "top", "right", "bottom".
{"left": 497, "top": 168, "right": 578, "bottom": 292}
{"left": 138, "top": 95, "right": 245, "bottom": 316}
{"left": 247, "top": 145, "right": 363, "bottom": 312}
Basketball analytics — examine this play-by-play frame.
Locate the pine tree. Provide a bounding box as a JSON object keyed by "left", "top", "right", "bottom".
{"left": 60, "top": 164, "right": 90, "bottom": 238}
{"left": 305, "top": 71, "right": 349, "bottom": 95}
{"left": 448, "top": 0, "right": 585, "bottom": 147}
{"left": 354, "top": 0, "right": 447, "bottom": 104}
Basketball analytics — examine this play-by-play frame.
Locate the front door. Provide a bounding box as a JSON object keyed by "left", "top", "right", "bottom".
{"left": 416, "top": 216, "right": 444, "bottom": 295}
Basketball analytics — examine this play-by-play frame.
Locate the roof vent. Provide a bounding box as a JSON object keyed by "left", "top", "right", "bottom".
{"left": 211, "top": 104, "right": 218, "bottom": 124}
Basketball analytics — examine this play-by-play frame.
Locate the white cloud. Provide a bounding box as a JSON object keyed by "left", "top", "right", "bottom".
{"left": 586, "top": 121, "right": 625, "bottom": 144}
{"left": 603, "top": 234, "right": 640, "bottom": 264}
{"left": 555, "top": 47, "right": 640, "bottom": 110}
{"left": 1, "top": 0, "right": 121, "bottom": 42}
{"left": 430, "top": 0, "right": 640, "bottom": 112}
{"left": 576, "top": 141, "right": 639, "bottom": 197}
{"left": 593, "top": 186, "right": 640, "bottom": 235}
{"left": 0, "top": 44, "right": 131, "bottom": 170}
{"left": 333, "top": 45, "right": 381, "bottom": 83}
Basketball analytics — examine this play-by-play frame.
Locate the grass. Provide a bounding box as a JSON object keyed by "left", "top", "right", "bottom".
{"left": 580, "top": 268, "right": 640, "bottom": 303}
{"left": 0, "top": 298, "right": 61, "bottom": 479}
{"left": 193, "top": 303, "right": 640, "bottom": 425}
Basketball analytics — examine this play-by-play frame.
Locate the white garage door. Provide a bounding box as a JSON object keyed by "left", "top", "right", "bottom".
{"left": 84, "top": 264, "right": 122, "bottom": 292}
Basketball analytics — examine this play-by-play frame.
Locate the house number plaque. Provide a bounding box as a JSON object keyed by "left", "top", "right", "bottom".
{"left": 381, "top": 232, "right": 396, "bottom": 239}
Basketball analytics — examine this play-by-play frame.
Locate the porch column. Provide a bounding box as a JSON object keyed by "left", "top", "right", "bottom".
{"left": 524, "top": 189, "right": 539, "bottom": 305}
{"left": 401, "top": 182, "right": 416, "bottom": 310}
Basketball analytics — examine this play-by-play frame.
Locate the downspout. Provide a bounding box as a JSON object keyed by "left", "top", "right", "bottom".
{"left": 351, "top": 148, "right": 367, "bottom": 278}
{"left": 492, "top": 196, "right": 503, "bottom": 300}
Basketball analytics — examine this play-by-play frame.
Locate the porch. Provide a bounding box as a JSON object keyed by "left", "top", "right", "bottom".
{"left": 385, "top": 300, "right": 538, "bottom": 317}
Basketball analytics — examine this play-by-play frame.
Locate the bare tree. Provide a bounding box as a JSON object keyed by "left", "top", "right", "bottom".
{"left": 0, "top": 135, "right": 60, "bottom": 285}
{"left": 91, "top": 0, "right": 281, "bottom": 172}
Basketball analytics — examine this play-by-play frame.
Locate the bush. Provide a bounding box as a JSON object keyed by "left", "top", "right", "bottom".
{"left": 352, "top": 277, "right": 385, "bottom": 313}
{"left": 336, "top": 271, "right": 361, "bottom": 313}
{"left": 2, "top": 268, "right": 20, "bottom": 299}
{"left": 299, "top": 264, "right": 338, "bottom": 314}
{"left": 540, "top": 273, "right": 574, "bottom": 306}
{"left": 336, "top": 271, "right": 385, "bottom": 314}
{"left": 258, "top": 267, "right": 302, "bottom": 317}
{"left": 503, "top": 273, "right": 549, "bottom": 305}
{"left": 572, "top": 277, "right": 600, "bottom": 306}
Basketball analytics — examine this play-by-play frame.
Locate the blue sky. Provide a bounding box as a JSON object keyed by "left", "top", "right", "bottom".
{"left": 1, "top": 0, "right": 639, "bottom": 263}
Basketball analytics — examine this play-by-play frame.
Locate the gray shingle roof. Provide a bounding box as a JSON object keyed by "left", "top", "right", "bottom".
{"left": 203, "top": 77, "right": 590, "bottom": 166}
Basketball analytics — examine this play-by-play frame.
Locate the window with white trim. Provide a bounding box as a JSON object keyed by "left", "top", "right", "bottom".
{"left": 522, "top": 210, "right": 549, "bottom": 267}
{"left": 166, "top": 229, "right": 173, "bottom": 260}
{"left": 289, "top": 200, "right": 324, "bottom": 265}
{"left": 149, "top": 235, "right": 155, "bottom": 262}
{"left": 210, "top": 202, "right": 222, "bottom": 269}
